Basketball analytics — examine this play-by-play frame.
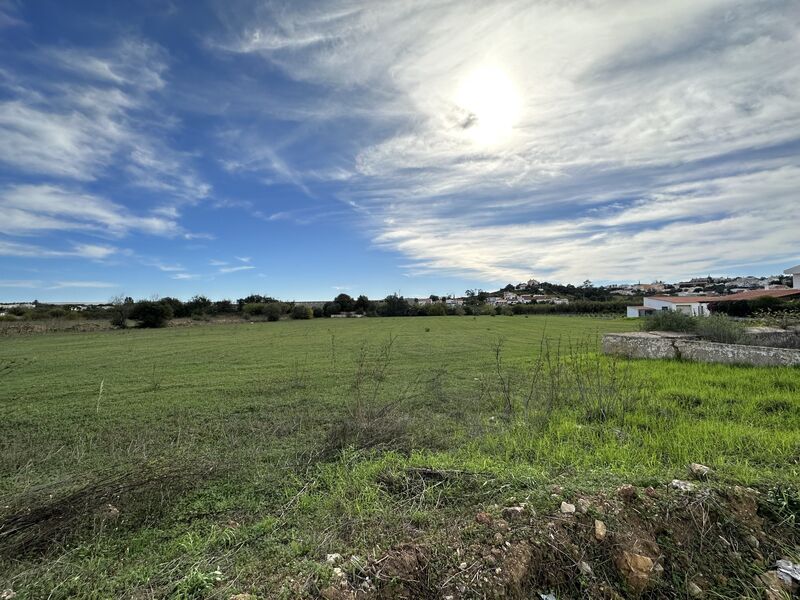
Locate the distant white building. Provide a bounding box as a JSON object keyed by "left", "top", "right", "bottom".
{"left": 626, "top": 305, "right": 656, "bottom": 318}
{"left": 626, "top": 286, "right": 800, "bottom": 318}
{"left": 640, "top": 296, "right": 713, "bottom": 316}
{"left": 785, "top": 264, "right": 800, "bottom": 289}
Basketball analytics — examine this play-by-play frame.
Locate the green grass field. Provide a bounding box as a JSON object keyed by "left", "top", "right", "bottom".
{"left": 1, "top": 316, "right": 799, "bottom": 598}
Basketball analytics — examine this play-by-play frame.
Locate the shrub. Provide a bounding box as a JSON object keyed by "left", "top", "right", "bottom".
{"left": 291, "top": 305, "right": 313, "bottom": 320}
{"left": 480, "top": 304, "right": 496, "bottom": 316}
{"left": 321, "top": 335, "right": 414, "bottom": 457}
{"left": 129, "top": 301, "right": 173, "bottom": 328}
{"left": 380, "top": 294, "right": 411, "bottom": 317}
{"left": 426, "top": 303, "right": 446, "bottom": 316}
{"left": 25, "top": 310, "right": 52, "bottom": 320}
{"left": 242, "top": 302, "right": 265, "bottom": 317}
{"left": 323, "top": 302, "right": 341, "bottom": 317}
{"left": 710, "top": 296, "right": 796, "bottom": 318}
{"left": 640, "top": 310, "right": 696, "bottom": 332}
{"left": 694, "top": 315, "right": 745, "bottom": 344}
{"left": 109, "top": 296, "right": 132, "bottom": 328}
{"left": 756, "top": 309, "right": 800, "bottom": 329}
{"left": 263, "top": 302, "right": 284, "bottom": 322}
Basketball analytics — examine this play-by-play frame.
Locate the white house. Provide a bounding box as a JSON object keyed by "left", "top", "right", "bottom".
{"left": 623, "top": 295, "right": 714, "bottom": 318}
{"left": 626, "top": 285, "right": 800, "bottom": 318}
{"left": 626, "top": 305, "right": 656, "bottom": 318}
{"left": 785, "top": 264, "right": 800, "bottom": 289}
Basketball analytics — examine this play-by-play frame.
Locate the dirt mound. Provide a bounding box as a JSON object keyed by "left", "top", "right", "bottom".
{"left": 318, "top": 481, "right": 799, "bottom": 599}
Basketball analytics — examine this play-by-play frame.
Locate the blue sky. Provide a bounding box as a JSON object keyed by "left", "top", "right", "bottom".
{"left": 0, "top": 0, "right": 798, "bottom": 302}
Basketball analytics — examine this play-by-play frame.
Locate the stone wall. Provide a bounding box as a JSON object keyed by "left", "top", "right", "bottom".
{"left": 677, "top": 339, "right": 800, "bottom": 366}
{"left": 743, "top": 327, "right": 800, "bottom": 349}
{"left": 601, "top": 332, "right": 695, "bottom": 360}
{"left": 603, "top": 332, "right": 800, "bottom": 367}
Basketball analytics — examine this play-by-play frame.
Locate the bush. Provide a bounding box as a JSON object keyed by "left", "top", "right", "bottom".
{"left": 25, "top": 310, "right": 52, "bottom": 320}
{"left": 129, "top": 301, "right": 173, "bottom": 328}
{"left": 380, "top": 294, "right": 410, "bottom": 317}
{"left": 323, "top": 302, "right": 341, "bottom": 317}
{"left": 710, "top": 296, "right": 797, "bottom": 318}
{"left": 426, "top": 303, "right": 446, "bottom": 316}
{"left": 242, "top": 302, "right": 265, "bottom": 317}
{"left": 640, "top": 310, "right": 696, "bottom": 332}
{"left": 243, "top": 302, "right": 286, "bottom": 321}
{"left": 263, "top": 302, "right": 284, "bottom": 322}
{"left": 291, "top": 305, "right": 313, "bottom": 320}
{"left": 109, "top": 296, "right": 133, "bottom": 328}
{"left": 694, "top": 315, "right": 745, "bottom": 344}
{"left": 480, "top": 304, "right": 496, "bottom": 316}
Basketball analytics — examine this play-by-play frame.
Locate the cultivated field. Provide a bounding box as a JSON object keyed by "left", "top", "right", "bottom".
{"left": 1, "top": 316, "right": 798, "bottom": 598}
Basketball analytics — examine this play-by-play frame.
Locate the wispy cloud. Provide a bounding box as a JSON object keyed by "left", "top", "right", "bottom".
{"left": 218, "top": 265, "right": 255, "bottom": 274}
{"left": 49, "top": 280, "right": 118, "bottom": 289}
{"left": 150, "top": 262, "right": 185, "bottom": 272}
{"left": 0, "top": 184, "right": 183, "bottom": 237}
{"left": 0, "top": 3, "right": 24, "bottom": 28}
{"left": 0, "top": 239, "right": 119, "bottom": 259}
{"left": 0, "top": 38, "right": 209, "bottom": 198}
{"left": 217, "top": 0, "right": 800, "bottom": 283}
{"left": 0, "top": 279, "right": 41, "bottom": 288}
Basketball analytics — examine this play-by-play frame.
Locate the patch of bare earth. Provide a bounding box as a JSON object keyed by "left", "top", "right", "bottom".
{"left": 318, "top": 479, "right": 799, "bottom": 599}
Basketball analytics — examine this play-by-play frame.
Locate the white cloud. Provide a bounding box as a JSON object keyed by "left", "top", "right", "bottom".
{"left": 218, "top": 265, "right": 255, "bottom": 274}
{"left": 219, "top": 0, "right": 800, "bottom": 283}
{"left": 151, "top": 262, "right": 185, "bottom": 272}
{"left": 0, "top": 3, "right": 24, "bottom": 28}
{"left": 0, "top": 280, "right": 41, "bottom": 288}
{"left": 70, "top": 243, "right": 119, "bottom": 260}
{"left": 50, "top": 281, "right": 118, "bottom": 289}
{"left": 0, "top": 239, "right": 118, "bottom": 259}
{"left": 0, "top": 185, "right": 182, "bottom": 237}
{"left": 0, "top": 38, "right": 209, "bottom": 201}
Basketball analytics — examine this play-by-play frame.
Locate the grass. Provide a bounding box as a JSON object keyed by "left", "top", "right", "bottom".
{"left": 1, "top": 315, "right": 798, "bottom": 598}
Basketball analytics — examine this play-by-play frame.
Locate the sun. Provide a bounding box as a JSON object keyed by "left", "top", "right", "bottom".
{"left": 455, "top": 67, "right": 521, "bottom": 145}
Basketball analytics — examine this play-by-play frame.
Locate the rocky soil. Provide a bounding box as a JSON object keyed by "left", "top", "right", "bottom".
{"left": 316, "top": 471, "right": 799, "bottom": 599}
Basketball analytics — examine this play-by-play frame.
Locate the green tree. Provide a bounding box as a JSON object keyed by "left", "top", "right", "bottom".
{"left": 354, "top": 295, "right": 372, "bottom": 313}
{"left": 334, "top": 293, "right": 355, "bottom": 312}
{"left": 109, "top": 295, "right": 131, "bottom": 328}
{"left": 130, "top": 301, "right": 173, "bottom": 328}
{"left": 381, "top": 294, "right": 410, "bottom": 317}
{"left": 323, "top": 302, "right": 341, "bottom": 317}
{"left": 264, "top": 302, "right": 284, "bottom": 322}
{"left": 291, "top": 305, "right": 313, "bottom": 319}
{"left": 427, "top": 303, "right": 446, "bottom": 316}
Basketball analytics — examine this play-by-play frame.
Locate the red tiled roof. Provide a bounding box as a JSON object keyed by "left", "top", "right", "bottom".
{"left": 648, "top": 296, "right": 718, "bottom": 303}
{"left": 649, "top": 289, "right": 800, "bottom": 304}
{"left": 710, "top": 289, "right": 800, "bottom": 302}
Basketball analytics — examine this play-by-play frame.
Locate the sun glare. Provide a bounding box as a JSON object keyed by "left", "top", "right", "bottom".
{"left": 455, "top": 67, "right": 520, "bottom": 145}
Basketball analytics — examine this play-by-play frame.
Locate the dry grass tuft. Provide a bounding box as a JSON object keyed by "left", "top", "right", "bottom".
{"left": 0, "top": 461, "right": 212, "bottom": 557}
